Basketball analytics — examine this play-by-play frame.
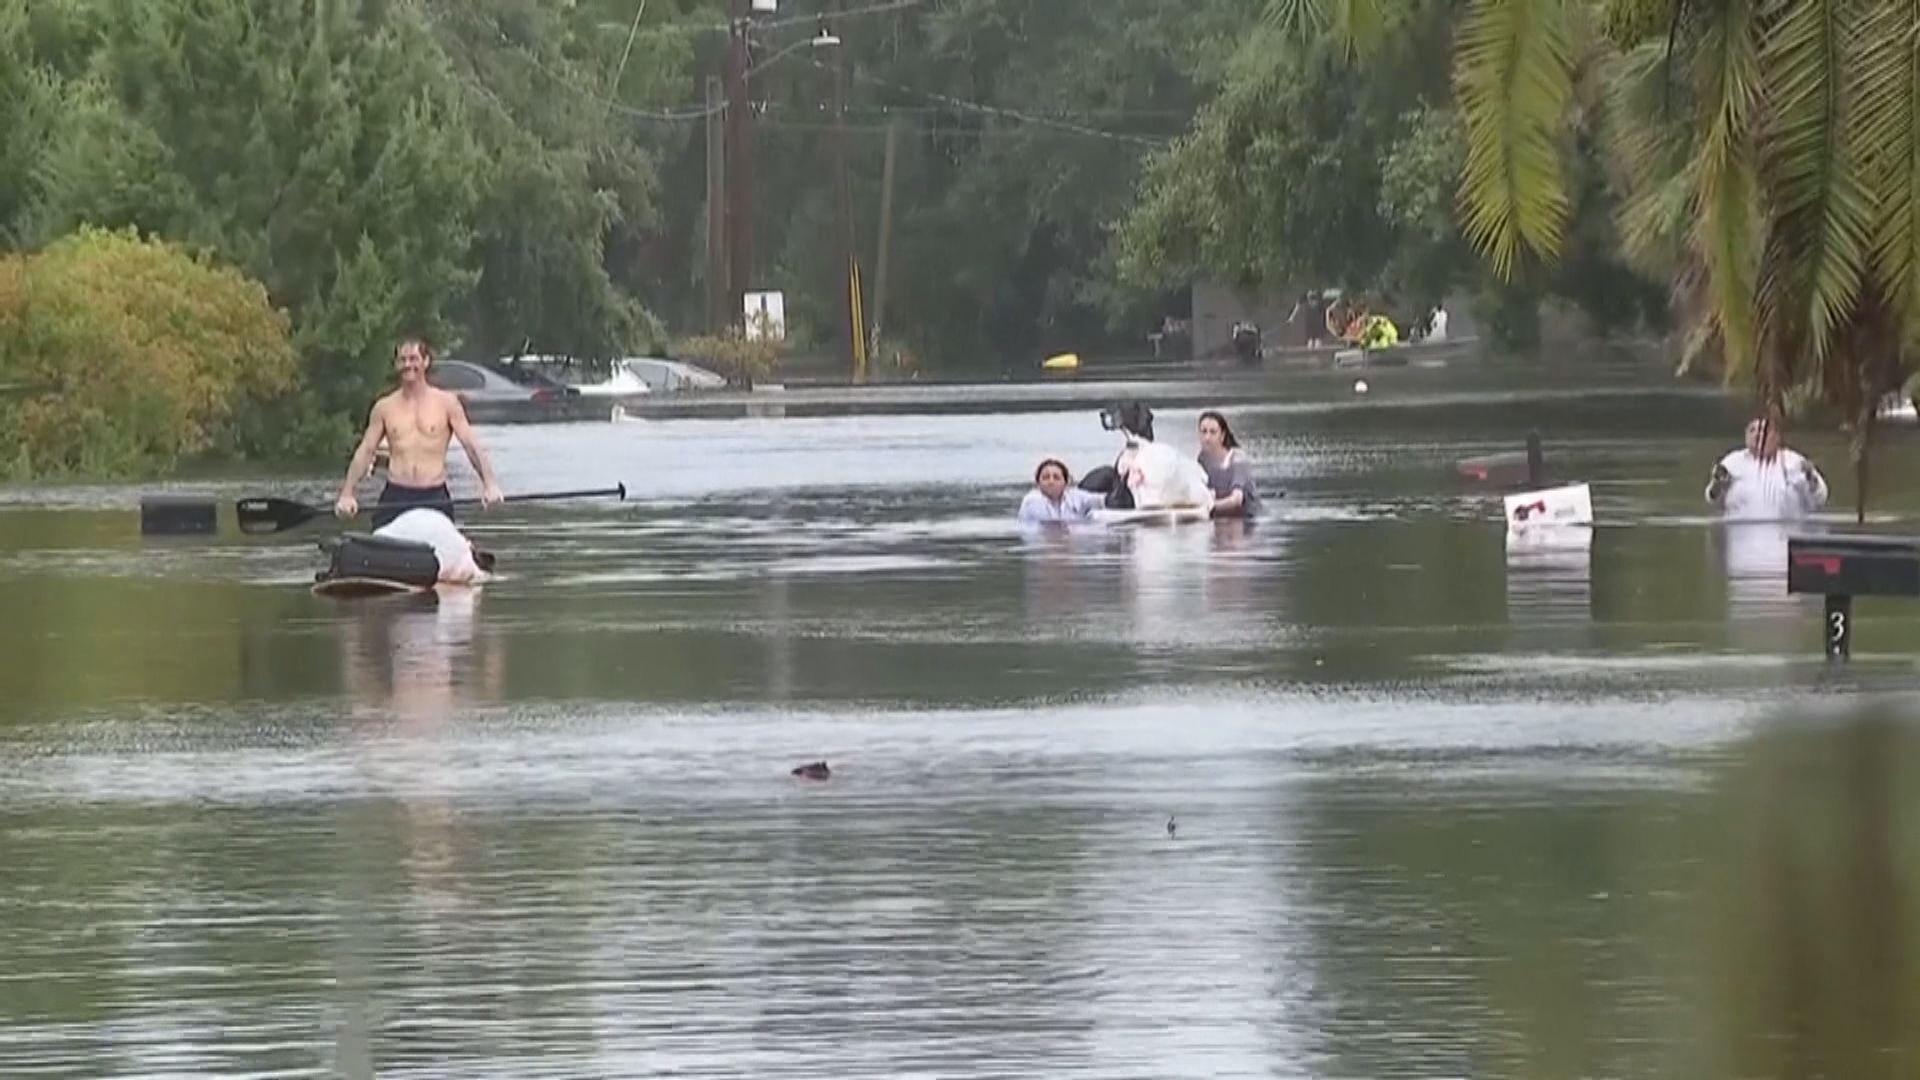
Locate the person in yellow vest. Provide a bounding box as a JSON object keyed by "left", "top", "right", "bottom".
{"left": 1358, "top": 314, "right": 1399, "bottom": 350}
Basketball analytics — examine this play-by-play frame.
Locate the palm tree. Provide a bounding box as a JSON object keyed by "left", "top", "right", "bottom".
{"left": 1273, "top": 0, "right": 1920, "bottom": 521}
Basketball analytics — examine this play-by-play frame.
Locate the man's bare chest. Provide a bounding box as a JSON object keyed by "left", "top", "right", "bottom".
{"left": 387, "top": 399, "right": 450, "bottom": 440}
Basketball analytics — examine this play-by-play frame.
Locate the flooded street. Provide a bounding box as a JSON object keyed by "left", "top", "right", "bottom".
{"left": 4, "top": 366, "right": 1920, "bottom": 1077}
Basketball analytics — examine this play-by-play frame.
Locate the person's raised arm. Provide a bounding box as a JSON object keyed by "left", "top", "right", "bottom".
{"left": 1800, "top": 455, "right": 1830, "bottom": 511}
{"left": 335, "top": 403, "right": 388, "bottom": 518}
{"left": 446, "top": 392, "right": 504, "bottom": 506}
{"left": 1705, "top": 458, "right": 1733, "bottom": 506}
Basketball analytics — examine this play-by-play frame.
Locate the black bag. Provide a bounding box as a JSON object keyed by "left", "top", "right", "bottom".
{"left": 316, "top": 533, "right": 441, "bottom": 587}
{"left": 1078, "top": 464, "right": 1134, "bottom": 509}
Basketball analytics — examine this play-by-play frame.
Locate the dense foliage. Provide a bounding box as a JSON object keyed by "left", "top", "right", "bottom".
{"left": 0, "top": 0, "right": 699, "bottom": 463}
{"left": 0, "top": 227, "right": 296, "bottom": 477}
{"left": 25, "top": 0, "right": 1900, "bottom": 481}
{"left": 1267, "top": 0, "right": 1920, "bottom": 515}
{"left": 1, "top": 0, "right": 1279, "bottom": 476}
{"left": 1112, "top": 1, "right": 1669, "bottom": 349}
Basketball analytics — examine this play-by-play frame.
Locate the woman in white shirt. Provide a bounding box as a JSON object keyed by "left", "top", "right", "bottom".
{"left": 1018, "top": 458, "right": 1103, "bottom": 525}
{"left": 1705, "top": 416, "right": 1829, "bottom": 520}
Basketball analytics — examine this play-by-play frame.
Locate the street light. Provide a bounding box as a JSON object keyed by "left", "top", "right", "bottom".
{"left": 819, "top": 16, "right": 862, "bottom": 381}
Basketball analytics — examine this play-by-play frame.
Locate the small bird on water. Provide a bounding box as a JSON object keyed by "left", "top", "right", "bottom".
{"left": 791, "top": 761, "right": 831, "bottom": 781}
{"left": 1167, "top": 815, "right": 1177, "bottom": 839}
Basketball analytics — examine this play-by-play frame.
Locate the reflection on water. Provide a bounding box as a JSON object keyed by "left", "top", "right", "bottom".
{"left": 342, "top": 587, "right": 488, "bottom": 722}
{"left": 1122, "top": 523, "right": 1225, "bottom": 652}
{"left": 4, "top": 692, "right": 1920, "bottom": 1078}
{"left": 1650, "top": 705, "right": 1920, "bottom": 1080}
{"left": 1714, "top": 520, "right": 1824, "bottom": 657}
{"left": 9, "top": 381, "right": 1920, "bottom": 1077}
{"left": 1505, "top": 527, "right": 1595, "bottom": 652}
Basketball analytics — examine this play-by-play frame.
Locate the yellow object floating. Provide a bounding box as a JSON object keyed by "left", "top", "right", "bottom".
{"left": 1042, "top": 352, "right": 1081, "bottom": 370}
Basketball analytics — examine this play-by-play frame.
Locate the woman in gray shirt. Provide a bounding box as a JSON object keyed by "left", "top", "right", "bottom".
{"left": 1197, "top": 410, "right": 1260, "bottom": 518}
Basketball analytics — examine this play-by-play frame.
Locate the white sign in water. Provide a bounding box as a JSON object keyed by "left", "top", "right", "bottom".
{"left": 1503, "top": 483, "right": 1594, "bottom": 555}
{"left": 1503, "top": 483, "right": 1593, "bottom": 529}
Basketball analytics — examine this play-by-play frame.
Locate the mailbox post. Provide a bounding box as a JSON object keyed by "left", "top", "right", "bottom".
{"left": 1786, "top": 535, "right": 1920, "bottom": 661}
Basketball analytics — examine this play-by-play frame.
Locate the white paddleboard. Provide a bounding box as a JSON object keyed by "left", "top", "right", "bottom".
{"left": 1091, "top": 505, "right": 1212, "bottom": 527}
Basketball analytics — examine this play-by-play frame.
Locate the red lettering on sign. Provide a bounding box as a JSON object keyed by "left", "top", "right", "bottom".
{"left": 1791, "top": 554, "right": 1843, "bottom": 575}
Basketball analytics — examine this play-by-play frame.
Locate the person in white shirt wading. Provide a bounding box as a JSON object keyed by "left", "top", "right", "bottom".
{"left": 1705, "top": 415, "right": 1829, "bottom": 520}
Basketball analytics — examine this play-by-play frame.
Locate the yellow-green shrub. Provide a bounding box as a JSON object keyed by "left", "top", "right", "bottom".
{"left": 0, "top": 226, "right": 296, "bottom": 478}
{"left": 669, "top": 330, "right": 781, "bottom": 387}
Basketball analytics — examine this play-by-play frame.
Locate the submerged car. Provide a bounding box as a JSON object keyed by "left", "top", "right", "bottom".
{"left": 427, "top": 359, "right": 589, "bottom": 422}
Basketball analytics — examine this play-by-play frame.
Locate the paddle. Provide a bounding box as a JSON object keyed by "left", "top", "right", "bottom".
{"left": 235, "top": 484, "right": 627, "bottom": 535}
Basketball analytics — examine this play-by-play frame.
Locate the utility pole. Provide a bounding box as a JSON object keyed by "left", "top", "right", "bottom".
{"left": 705, "top": 75, "right": 726, "bottom": 334}
{"left": 724, "top": 0, "right": 753, "bottom": 334}
{"left": 827, "top": 3, "right": 862, "bottom": 380}
{"left": 869, "top": 114, "right": 900, "bottom": 364}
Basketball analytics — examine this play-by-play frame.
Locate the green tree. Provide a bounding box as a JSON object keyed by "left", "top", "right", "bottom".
{"left": 668, "top": 0, "right": 1253, "bottom": 371}
{"left": 1598, "top": 0, "right": 1920, "bottom": 515}
{"left": 16, "top": 0, "right": 488, "bottom": 455}
{"left": 1281, "top": 0, "right": 1920, "bottom": 515}
{"left": 0, "top": 226, "right": 297, "bottom": 478}
{"left": 2, "top": 0, "right": 702, "bottom": 459}
{"left": 1112, "top": 0, "right": 1666, "bottom": 351}
{"left": 420, "top": 0, "right": 699, "bottom": 362}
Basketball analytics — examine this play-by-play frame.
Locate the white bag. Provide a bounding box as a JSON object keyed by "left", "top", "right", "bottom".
{"left": 374, "top": 508, "right": 490, "bottom": 584}
{"left": 1125, "top": 439, "right": 1214, "bottom": 508}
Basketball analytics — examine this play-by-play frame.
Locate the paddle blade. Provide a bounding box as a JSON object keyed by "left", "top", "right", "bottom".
{"left": 236, "top": 496, "right": 326, "bottom": 534}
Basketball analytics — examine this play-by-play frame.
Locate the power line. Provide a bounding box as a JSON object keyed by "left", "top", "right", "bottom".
{"left": 800, "top": 55, "right": 1167, "bottom": 147}
{"left": 774, "top": 101, "right": 1195, "bottom": 121}
{"left": 760, "top": 118, "right": 1176, "bottom": 141}
{"left": 425, "top": 1, "right": 1188, "bottom": 137}
{"left": 752, "top": 0, "right": 931, "bottom": 31}
{"left": 499, "top": 33, "right": 726, "bottom": 121}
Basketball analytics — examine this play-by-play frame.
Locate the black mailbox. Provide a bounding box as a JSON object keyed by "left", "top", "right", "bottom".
{"left": 1788, "top": 535, "right": 1920, "bottom": 596}
{"left": 1786, "top": 534, "right": 1920, "bottom": 660}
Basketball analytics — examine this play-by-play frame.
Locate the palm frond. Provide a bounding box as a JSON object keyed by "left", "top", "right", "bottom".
{"left": 1855, "top": 0, "right": 1920, "bottom": 337}
{"left": 1339, "top": 0, "right": 1388, "bottom": 54}
{"left": 1672, "top": 255, "right": 1723, "bottom": 375}
{"left": 1265, "top": 0, "right": 1330, "bottom": 40}
{"left": 1602, "top": 40, "right": 1697, "bottom": 271}
{"left": 1823, "top": 287, "right": 1900, "bottom": 422}
{"left": 1453, "top": 0, "right": 1575, "bottom": 279}
{"left": 1619, "top": 168, "right": 1694, "bottom": 268}
{"left": 1755, "top": 0, "right": 1875, "bottom": 397}
{"left": 1682, "top": 0, "right": 1764, "bottom": 382}
{"left": 1263, "top": 0, "right": 1387, "bottom": 58}
{"left": 1599, "top": 0, "right": 1680, "bottom": 49}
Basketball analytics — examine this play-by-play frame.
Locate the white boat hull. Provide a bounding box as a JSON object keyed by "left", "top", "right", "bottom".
{"left": 1090, "top": 506, "right": 1212, "bottom": 527}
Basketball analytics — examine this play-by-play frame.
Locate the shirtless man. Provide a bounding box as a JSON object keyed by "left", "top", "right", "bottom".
{"left": 334, "top": 338, "right": 504, "bottom": 529}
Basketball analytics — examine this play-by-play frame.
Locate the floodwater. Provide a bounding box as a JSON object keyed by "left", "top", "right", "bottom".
{"left": 4, "top": 364, "right": 1920, "bottom": 1078}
